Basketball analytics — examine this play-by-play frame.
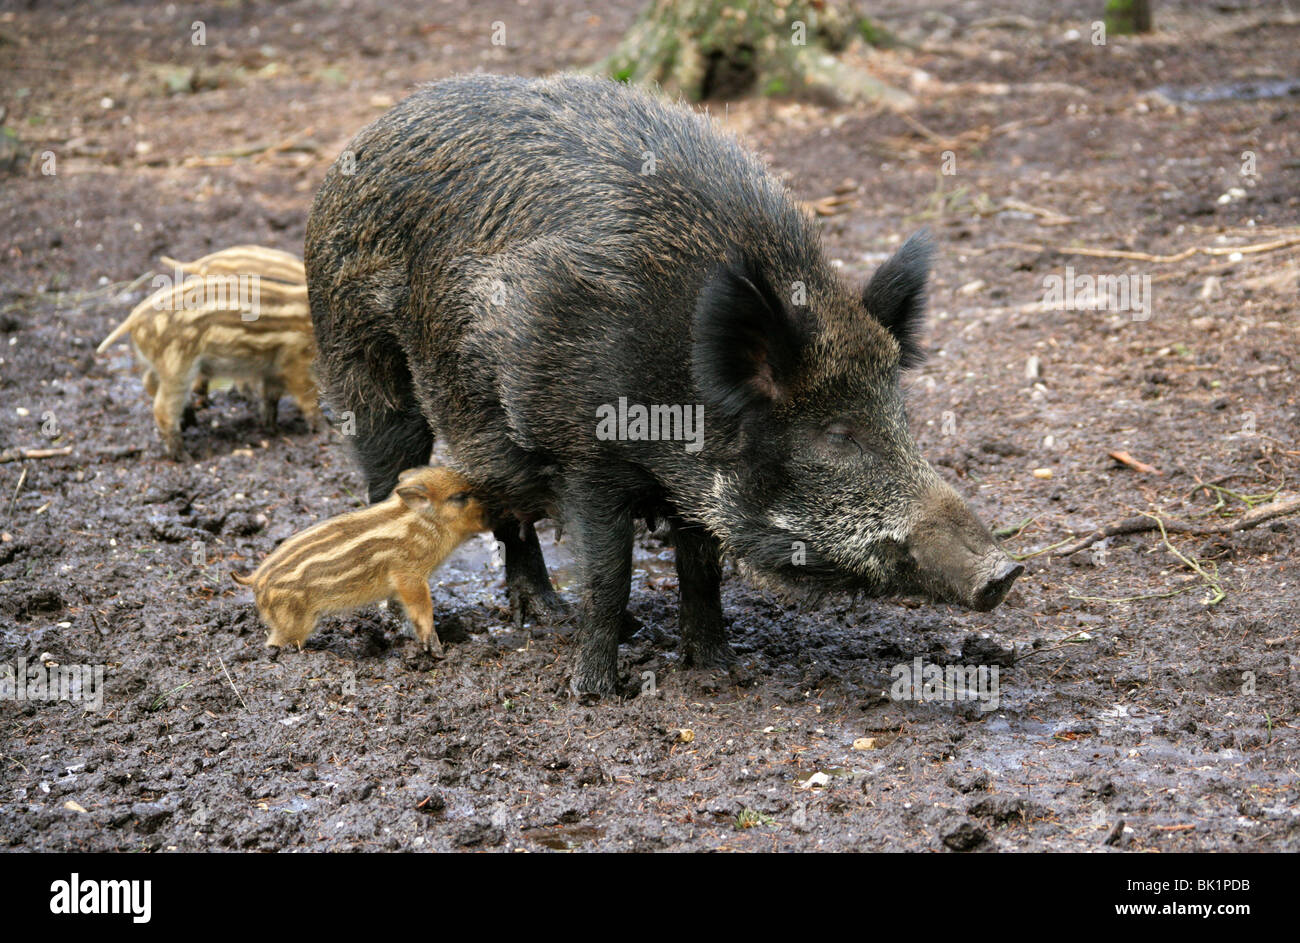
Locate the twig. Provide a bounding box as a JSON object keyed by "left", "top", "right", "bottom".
{"left": 994, "top": 515, "right": 1037, "bottom": 539}
{"left": 1012, "top": 537, "right": 1072, "bottom": 560}
{"left": 1067, "top": 586, "right": 1196, "bottom": 604}
{"left": 1013, "top": 632, "right": 1091, "bottom": 664}
{"left": 898, "top": 111, "right": 949, "bottom": 144}
{"left": 0, "top": 446, "right": 73, "bottom": 464}
{"left": 218, "top": 656, "right": 249, "bottom": 712}
{"left": 1146, "top": 514, "right": 1225, "bottom": 606}
{"left": 981, "top": 234, "right": 1300, "bottom": 264}
{"left": 3, "top": 273, "right": 153, "bottom": 309}
{"left": 185, "top": 128, "right": 318, "bottom": 165}
{"left": 1108, "top": 450, "right": 1161, "bottom": 475}
{"left": 1056, "top": 493, "right": 1300, "bottom": 556}
{"left": 6, "top": 466, "right": 27, "bottom": 519}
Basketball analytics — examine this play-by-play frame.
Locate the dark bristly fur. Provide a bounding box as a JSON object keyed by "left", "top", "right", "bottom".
{"left": 305, "top": 74, "right": 1020, "bottom": 696}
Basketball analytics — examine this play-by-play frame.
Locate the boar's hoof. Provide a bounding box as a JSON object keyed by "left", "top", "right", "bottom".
{"left": 569, "top": 666, "right": 621, "bottom": 700}
{"left": 618, "top": 612, "right": 643, "bottom": 642}
{"left": 510, "top": 587, "right": 573, "bottom": 627}
{"left": 682, "top": 642, "right": 734, "bottom": 672}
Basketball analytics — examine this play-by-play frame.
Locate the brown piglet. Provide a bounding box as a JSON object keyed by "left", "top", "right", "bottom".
{"left": 97, "top": 275, "right": 321, "bottom": 459}
{"left": 232, "top": 466, "right": 489, "bottom": 654}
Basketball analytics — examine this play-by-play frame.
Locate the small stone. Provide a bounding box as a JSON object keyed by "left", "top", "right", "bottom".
{"left": 852, "top": 737, "right": 880, "bottom": 750}
{"left": 1032, "top": 468, "right": 1053, "bottom": 479}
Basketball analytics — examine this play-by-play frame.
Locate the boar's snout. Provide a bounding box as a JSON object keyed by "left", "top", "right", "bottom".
{"left": 906, "top": 482, "right": 1023, "bottom": 611}
{"left": 972, "top": 555, "right": 1024, "bottom": 612}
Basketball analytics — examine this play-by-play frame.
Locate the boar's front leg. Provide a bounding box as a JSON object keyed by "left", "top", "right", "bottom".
{"left": 567, "top": 487, "right": 634, "bottom": 697}
{"left": 670, "top": 519, "right": 731, "bottom": 670}
{"left": 494, "top": 520, "right": 572, "bottom": 626}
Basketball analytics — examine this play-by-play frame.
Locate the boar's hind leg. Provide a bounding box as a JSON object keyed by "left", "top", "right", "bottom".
{"left": 494, "top": 521, "right": 572, "bottom": 625}
{"left": 568, "top": 489, "right": 635, "bottom": 697}
{"left": 670, "top": 519, "right": 731, "bottom": 670}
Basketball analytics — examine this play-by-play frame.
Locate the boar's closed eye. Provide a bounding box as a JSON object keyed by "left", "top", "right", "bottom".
{"left": 446, "top": 492, "right": 471, "bottom": 506}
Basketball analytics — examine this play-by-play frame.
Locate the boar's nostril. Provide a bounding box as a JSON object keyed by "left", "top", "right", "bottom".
{"left": 973, "top": 558, "right": 1024, "bottom": 611}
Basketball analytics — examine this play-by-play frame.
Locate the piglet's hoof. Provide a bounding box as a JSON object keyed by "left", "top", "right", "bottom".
{"left": 401, "top": 644, "right": 443, "bottom": 672}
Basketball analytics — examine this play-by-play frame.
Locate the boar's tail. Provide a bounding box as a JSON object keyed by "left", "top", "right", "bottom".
{"left": 230, "top": 571, "right": 254, "bottom": 587}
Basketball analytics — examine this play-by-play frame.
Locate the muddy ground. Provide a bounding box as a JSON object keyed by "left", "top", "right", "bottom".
{"left": 0, "top": 0, "right": 1296, "bottom": 852}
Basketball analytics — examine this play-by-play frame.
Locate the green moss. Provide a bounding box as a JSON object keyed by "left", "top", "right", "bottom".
{"left": 856, "top": 17, "right": 895, "bottom": 48}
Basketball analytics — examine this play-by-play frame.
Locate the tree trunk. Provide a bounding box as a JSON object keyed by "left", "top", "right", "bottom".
{"left": 596, "top": 0, "right": 911, "bottom": 106}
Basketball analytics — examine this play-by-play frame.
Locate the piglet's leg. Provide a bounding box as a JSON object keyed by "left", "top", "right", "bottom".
{"left": 282, "top": 359, "right": 323, "bottom": 432}
{"left": 392, "top": 575, "right": 441, "bottom": 655}
{"left": 152, "top": 375, "right": 191, "bottom": 460}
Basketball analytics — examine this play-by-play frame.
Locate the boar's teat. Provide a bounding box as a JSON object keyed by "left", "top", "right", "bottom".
{"left": 905, "top": 480, "right": 1023, "bottom": 611}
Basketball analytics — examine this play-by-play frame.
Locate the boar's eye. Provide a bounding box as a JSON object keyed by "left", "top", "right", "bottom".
{"left": 824, "top": 424, "right": 864, "bottom": 454}
{"left": 447, "top": 492, "right": 471, "bottom": 506}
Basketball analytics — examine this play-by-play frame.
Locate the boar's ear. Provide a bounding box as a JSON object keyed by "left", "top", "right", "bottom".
{"left": 693, "top": 254, "right": 809, "bottom": 419}
{"left": 396, "top": 485, "right": 433, "bottom": 514}
{"left": 863, "top": 231, "right": 933, "bottom": 369}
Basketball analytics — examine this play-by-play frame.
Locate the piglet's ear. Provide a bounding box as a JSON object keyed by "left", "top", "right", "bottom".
{"left": 693, "top": 253, "right": 809, "bottom": 420}
{"left": 863, "top": 231, "right": 933, "bottom": 369}
{"left": 396, "top": 486, "right": 433, "bottom": 514}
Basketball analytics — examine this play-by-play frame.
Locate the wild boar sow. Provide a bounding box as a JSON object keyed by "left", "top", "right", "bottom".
{"left": 306, "top": 74, "right": 1022, "bottom": 696}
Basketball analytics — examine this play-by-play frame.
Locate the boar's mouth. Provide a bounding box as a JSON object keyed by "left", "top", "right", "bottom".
{"left": 738, "top": 549, "right": 1022, "bottom": 613}
{"left": 900, "top": 483, "right": 1024, "bottom": 611}
{"left": 889, "top": 548, "right": 1023, "bottom": 612}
